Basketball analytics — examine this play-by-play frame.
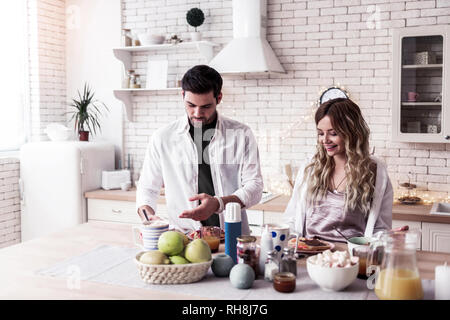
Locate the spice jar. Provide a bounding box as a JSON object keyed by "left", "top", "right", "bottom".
{"left": 264, "top": 250, "right": 279, "bottom": 282}
{"left": 128, "top": 71, "right": 138, "bottom": 89}
{"left": 237, "top": 235, "right": 259, "bottom": 276}
{"left": 122, "top": 69, "right": 134, "bottom": 89}
{"left": 280, "top": 247, "right": 297, "bottom": 276}
{"left": 273, "top": 272, "right": 296, "bottom": 293}
{"left": 122, "top": 29, "right": 132, "bottom": 47}
{"left": 131, "top": 74, "right": 141, "bottom": 88}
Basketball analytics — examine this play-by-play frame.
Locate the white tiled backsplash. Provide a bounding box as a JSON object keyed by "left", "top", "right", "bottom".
{"left": 121, "top": 0, "right": 450, "bottom": 199}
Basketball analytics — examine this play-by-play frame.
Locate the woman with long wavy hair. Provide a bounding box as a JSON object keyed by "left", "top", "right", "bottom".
{"left": 283, "top": 98, "right": 393, "bottom": 241}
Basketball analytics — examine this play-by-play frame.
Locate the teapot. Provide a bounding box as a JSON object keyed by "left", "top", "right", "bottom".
{"left": 366, "top": 229, "right": 423, "bottom": 300}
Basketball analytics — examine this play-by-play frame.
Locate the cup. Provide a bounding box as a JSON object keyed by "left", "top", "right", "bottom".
{"left": 132, "top": 220, "right": 169, "bottom": 251}
{"left": 427, "top": 124, "right": 438, "bottom": 134}
{"left": 352, "top": 245, "right": 370, "bottom": 279}
{"left": 201, "top": 226, "right": 221, "bottom": 253}
{"left": 347, "top": 236, "right": 372, "bottom": 257}
{"left": 407, "top": 92, "right": 419, "bottom": 102}
{"left": 265, "top": 223, "right": 297, "bottom": 258}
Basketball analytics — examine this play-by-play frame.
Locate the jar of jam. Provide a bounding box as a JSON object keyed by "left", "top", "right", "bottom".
{"left": 237, "top": 235, "right": 259, "bottom": 275}
{"left": 273, "top": 272, "right": 296, "bottom": 293}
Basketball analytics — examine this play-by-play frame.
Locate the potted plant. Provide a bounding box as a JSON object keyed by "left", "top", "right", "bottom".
{"left": 67, "top": 83, "right": 109, "bottom": 141}
{"left": 186, "top": 7, "right": 205, "bottom": 41}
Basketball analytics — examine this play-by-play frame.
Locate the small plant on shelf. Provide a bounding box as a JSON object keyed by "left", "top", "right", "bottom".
{"left": 67, "top": 83, "right": 109, "bottom": 141}
{"left": 186, "top": 7, "right": 205, "bottom": 41}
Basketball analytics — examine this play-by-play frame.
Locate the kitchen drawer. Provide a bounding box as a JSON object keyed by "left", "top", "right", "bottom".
{"left": 88, "top": 199, "right": 140, "bottom": 224}
{"left": 392, "top": 219, "right": 421, "bottom": 250}
{"left": 422, "top": 222, "right": 450, "bottom": 253}
{"left": 87, "top": 199, "right": 169, "bottom": 224}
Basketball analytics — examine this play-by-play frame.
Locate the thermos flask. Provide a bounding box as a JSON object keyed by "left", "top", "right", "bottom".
{"left": 224, "top": 202, "right": 241, "bottom": 264}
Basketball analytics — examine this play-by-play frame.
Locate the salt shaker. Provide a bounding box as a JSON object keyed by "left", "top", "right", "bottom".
{"left": 264, "top": 250, "right": 279, "bottom": 282}
{"left": 280, "top": 247, "right": 297, "bottom": 276}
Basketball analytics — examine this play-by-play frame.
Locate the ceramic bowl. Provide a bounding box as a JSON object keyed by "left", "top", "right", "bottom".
{"left": 138, "top": 33, "right": 165, "bottom": 45}
{"left": 45, "top": 123, "right": 72, "bottom": 141}
{"left": 306, "top": 256, "right": 359, "bottom": 291}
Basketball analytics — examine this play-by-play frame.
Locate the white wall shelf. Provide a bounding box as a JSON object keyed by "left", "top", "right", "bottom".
{"left": 113, "top": 41, "right": 218, "bottom": 70}
{"left": 113, "top": 88, "right": 182, "bottom": 122}
{"left": 402, "top": 64, "right": 443, "bottom": 69}
{"left": 112, "top": 41, "right": 218, "bottom": 121}
{"left": 401, "top": 102, "right": 442, "bottom": 106}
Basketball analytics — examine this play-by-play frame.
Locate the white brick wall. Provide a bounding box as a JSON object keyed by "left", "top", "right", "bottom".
{"left": 28, "top": 0, "right": 66, "bottom": 141}
{"left": 121, "top": 0, "right": 450, "bottom": 201}
{"left": 0, "top": 158, "right": 21, "bottom": 248}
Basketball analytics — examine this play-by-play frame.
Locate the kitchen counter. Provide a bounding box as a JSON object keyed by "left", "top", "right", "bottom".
{"left": 0, "top": 221, "right": 449, "bottom": 299}
{"left": 85, "top": 189, "right": 450, "bottom": 224}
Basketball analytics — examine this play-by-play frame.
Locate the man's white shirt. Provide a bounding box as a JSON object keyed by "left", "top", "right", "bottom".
{"left": 136, "top": 113, "right": 264, "bottom": 234}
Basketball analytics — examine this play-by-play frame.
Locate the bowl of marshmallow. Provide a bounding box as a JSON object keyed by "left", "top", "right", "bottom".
{"left": 306, "top": 250, "right": 359, "bottom": 292}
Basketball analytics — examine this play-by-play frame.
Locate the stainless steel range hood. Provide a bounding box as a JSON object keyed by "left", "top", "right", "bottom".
{"left": 208, "top": 0, "right": 285, "bottom": 74}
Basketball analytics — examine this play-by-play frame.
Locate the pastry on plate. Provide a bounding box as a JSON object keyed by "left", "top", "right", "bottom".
{"left": 289, "top": 237, "right": 332, "bottom": 251}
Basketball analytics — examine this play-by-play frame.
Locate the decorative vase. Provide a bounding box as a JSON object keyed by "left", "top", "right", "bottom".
{"left": 190, "top": 31, "right": 201, "bottom": 42}
{"left": 212, "top": 254, "right": 235, "bottom": 277}
{"left": 229, "top": 264, "right": 255, "bottom": 289}
{"left": 79, "top": 130, "right": 89, "bottom": 141}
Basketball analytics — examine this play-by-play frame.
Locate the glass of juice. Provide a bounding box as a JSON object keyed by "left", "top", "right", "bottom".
{"left": 201, "top": 226, "right": 221, "bottom": 253}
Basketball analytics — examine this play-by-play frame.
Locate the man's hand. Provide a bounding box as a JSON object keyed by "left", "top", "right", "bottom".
{"left": 179, "top": 193, "right": 220, "bottom": 221}
{"left": 137, "top": 205, "right": 160, "bottom": 222}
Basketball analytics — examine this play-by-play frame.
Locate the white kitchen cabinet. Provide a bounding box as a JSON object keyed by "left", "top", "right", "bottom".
{"left": 392, "top": 219, "right": 422, "bottom": 250}
{"left": 392, "top": 25, "right": 450, "bottom": 143}
{"left": 422, "top": 222, "right": 450, "bottom": 253}
{"left": 112, "top": 41, "right": 218, "bottom": 121}
{"left": 87, "top": 198, "right": 168, "bottom": 224}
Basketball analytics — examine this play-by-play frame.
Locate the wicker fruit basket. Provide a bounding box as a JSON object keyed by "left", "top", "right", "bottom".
{"left": 134, "top": 251, "right": 212, "bottom": 284}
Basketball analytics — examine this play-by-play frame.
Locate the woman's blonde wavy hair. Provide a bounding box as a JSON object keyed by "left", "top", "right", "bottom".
{"left": 302, "top": 98, "right": 376, "bottom": 216}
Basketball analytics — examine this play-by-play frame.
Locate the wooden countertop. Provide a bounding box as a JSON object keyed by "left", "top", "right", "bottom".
{"left": 0, "top": 221, "right": 448, "bottom": 299}
{"left": 84, "top": 189, "right": 450, "bottom": 224}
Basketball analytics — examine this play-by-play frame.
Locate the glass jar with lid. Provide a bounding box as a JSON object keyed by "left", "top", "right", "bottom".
{"left": 131, "top": 74, "right": 141, "bottom": 88}
{"left": 237, "top": 235, "right": 259, "bottom": 275}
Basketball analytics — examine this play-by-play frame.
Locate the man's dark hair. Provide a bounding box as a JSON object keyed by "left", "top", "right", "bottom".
{"left": 181, "top": 65, "right": 223, "bottom": 102}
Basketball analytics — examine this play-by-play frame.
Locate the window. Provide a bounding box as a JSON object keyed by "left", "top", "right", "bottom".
{"left": 0, "top": 0, "right": 29, "bottom": 151}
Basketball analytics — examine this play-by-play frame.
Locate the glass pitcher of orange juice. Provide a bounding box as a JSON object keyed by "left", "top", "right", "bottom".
{"left": 367, "top": 229, "right": 423, "bottom": 300}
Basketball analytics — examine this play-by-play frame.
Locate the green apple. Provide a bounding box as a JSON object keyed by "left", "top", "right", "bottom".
{"left": 169, "top": 255, "right": 190, "bottom": 264}
{"left": 184, "top": 239, "right": 212, "bottom": 263}
{"left": 139, "top": 251, "right": 170, "bottom": 265}
{"left": 158, "top": 231, "right": 184, "bottom": 256}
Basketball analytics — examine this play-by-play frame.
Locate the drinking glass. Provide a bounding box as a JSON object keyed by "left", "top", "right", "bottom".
{"left": 201, "top": 226, "right": 221, "bottom": 253}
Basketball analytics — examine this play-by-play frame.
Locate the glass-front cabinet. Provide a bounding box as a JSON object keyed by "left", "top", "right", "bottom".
{"left": 393, "top": 26, "right": 450, "bottom": 143}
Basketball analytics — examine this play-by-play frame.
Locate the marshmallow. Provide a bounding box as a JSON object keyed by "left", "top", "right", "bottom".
{"left": 309, "top": 250, "right": 358, "bottom": 268}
